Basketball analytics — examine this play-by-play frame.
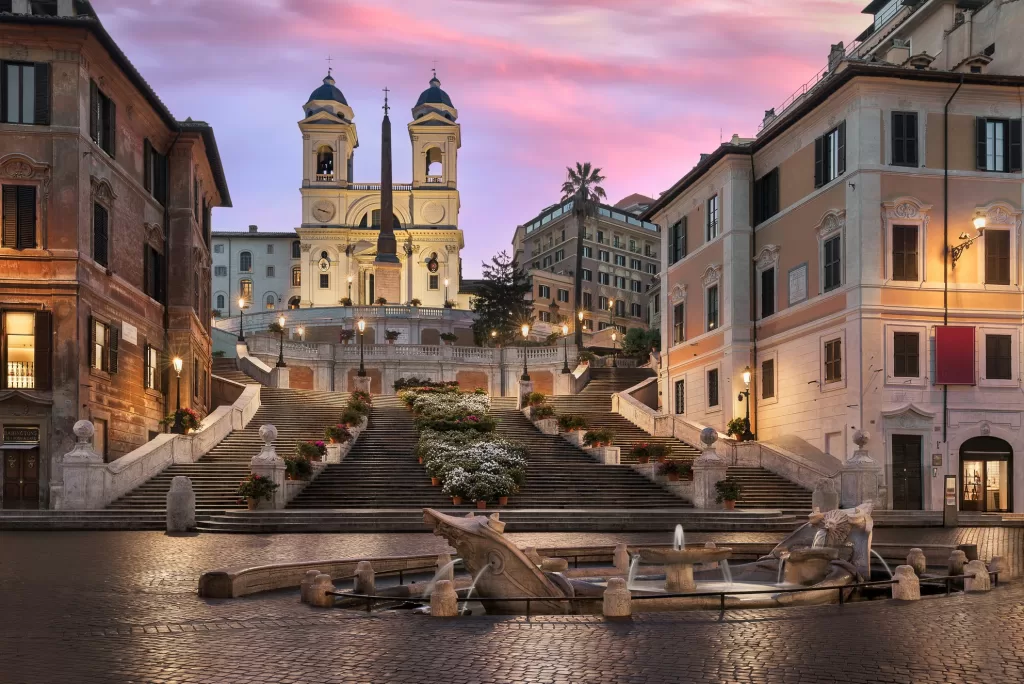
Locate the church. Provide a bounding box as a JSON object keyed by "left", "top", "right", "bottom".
{"left": 210, "top": 71, "right": 467, "bottom": 316}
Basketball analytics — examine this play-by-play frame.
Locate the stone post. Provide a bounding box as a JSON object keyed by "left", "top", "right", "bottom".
{"left": 603, "top": 577, "right": 632, "bottom": 618}
{"left": 948, "top": 549, "right": 968, "bottom": 577}
{"left": 56, "top": 420, "right": 107, "bottom": 510}
{"left": 691, "top": 427, "right": 729, "bottom": 509}
{"left": 249, "top": 424, "right": 286, "bottom": 510}
{"left": 812, "top": 478, "right": 839, "bottom": 512}
{"left": 354, "top": 561, "right": 375, "bottom": 596}
{"left": 270, "top": 365, "right": 290, "bottom": 389}
{"left": 517, "top": 380, "right": 534, "bottom": 409}
{"left": 906, "top": 548, "right": 927, "bottom": 576}
{"left": 840, "top": 430, "right": 883, "bottom": 508}
{"left": 352, "top": 375, "right": 372, "bottom": 395}
{"left": 430, "top": 579, "right": 459, "bottom": 617}
{"left": 166, "top": 476, "right": 196, "bottom": 533}
{"left": 325, "top": 443, "right": 343, "bottom": 464}
{"left": 436, "top": 554, "right": 454, "bottom": 582}
{"left": 300, "top": 569, "right": 321, "bottom": 604}
{"left": 613, "top": 544, "right": 630, "bottom": 572}
{"left": 964, "top": 560, "right": 991, "bottom": 592}
{"left": 988, "top": 555, "right": 1010, "bottom": 581}
{"left": 891, "top": 565, "right": 920, "bottom": 601}
{"left": 309, "top": 573, "right": 336, "bottom": 607}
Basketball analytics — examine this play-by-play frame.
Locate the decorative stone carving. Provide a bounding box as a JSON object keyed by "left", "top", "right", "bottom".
{"left": 144, "top": 223, "right": 163, "bottom": 248}
{"left": 753, "top": 244, "right": 780, "bottom": 270}
{"left": 64, "top": 420, "right": 101, "bottom": 464}
{"left": 90, "top": 176, "right": 117, "bottom": 204}
{"left": 699, "top": 264, "right": 722, "bottom": 288}
{"left": 0, "top": 153, "right": 52, "bottom": 200}
{"left": 669, "top": 284, "right": 687, "bottom": 304}
{"left": 980, "top": 421, "right": 992, "bottom": 436}
{"left": 815, "top": 209, "right": 846, "bottom": 239}
{"left": 882, "top": 197, "right": 932, "bottom": 232}
{"left": 301, "top": 243, "right": 313, "bottom": 253}
{"left": 812, "top": 478, "right": 839, "bottom": 512}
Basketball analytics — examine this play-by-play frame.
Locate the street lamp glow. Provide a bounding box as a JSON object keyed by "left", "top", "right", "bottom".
{"left": 347, "top": 275, "right": 353, "bottom": 283}
{"left": 577, "top": 310, "right": 585, "bottom": 322}
{"left": 278, "top": 315, "right": 285, "bottom": 328}
{"left": 297, "top": 326, "right": 304, "bottom": 339}
{"left": 561, "top": 323, "right": 569, "bottom": 336}
{"left": 521, "top": 323, "right": 530, "bottom": 338}
{"left": 172, "top": 357, "right": 183, "bottom": 374}
{"left": 973, "top": 215, "right": 987, "bottom": 231}
{"left": 444, "top": 278, "right": 449, "bottom": 287}
{"left": 357, "top": 318, "right": 366, "bottom": 333}
{"left": 611, "top": 331, "right": 617, "bottom": 342}
{"left": 490, "top": 330, "right": 497, "bottom": 338}
{"left": 237, "top": 297, "right": 245, "bottom": 309}
{"left": 742, "top": 366, "right": 752, "bottom": 386}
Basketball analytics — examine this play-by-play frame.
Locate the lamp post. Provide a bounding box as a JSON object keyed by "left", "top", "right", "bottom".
{"left": 490, "top": 329, "right": 498, "bottom": 347}
{"left": 611, "top": 330, "right": 618, "bottom": 368}
{"left": 297, "top": 326, "right": 304, "bottom": 342}
{"left": 237, "top": 297, "right": 247, "bottom": 341}
{"left": 738, "top": 365, "right": 755, "bottom": 441}
{"left": 276, "top": 315, "right": 287, "bottom": 367}
{"left": 171, "top": 357, "right": 184, "bottom": 434}
{"left": 520, "top": 323, "right": 531, "bottom": 381}
{"left": 347, "top": 275, "right": 353, "bottom": 302}
{"left": 949, "top": 215, "right": 987, "bottom": 269}
{"left": 357, "top": 318, "right": 367, "bottom": 377}
{"left": 444, "top": 277, "right": 449, "bottom": 303}
{"left": 561, "top": 323, "right": 570, "bottom": 374}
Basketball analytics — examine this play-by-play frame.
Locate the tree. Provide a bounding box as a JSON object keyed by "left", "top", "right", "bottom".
{"left": 621, "top": 327, "right": 661, "bottom": 359}
{"left": 562, "top": 162, "right": 607, "bottom": 347}
{"left": 471, "top": 251, "right": 533, "bottom": 345}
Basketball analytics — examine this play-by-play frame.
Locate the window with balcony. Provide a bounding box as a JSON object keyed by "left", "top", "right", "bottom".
{"left": 2, "top": 310, "right": 50, "bottom": 390}
{"left": 2, "top": 62, "right": 49, "bottom": 125}
{"left": 706, "top": 284, "right": 719, "bottom": 331}
{"left": 240, "top": 279, "right": 253, "bottom": 300}
{"left": 674, "top": 379, "right": 685, "bottom": 414}
{"left": 316, "top": 145, "right": 335, "bottom": 180}
{"left": 814, "top": 122, "right": 846, "bottom": 187}
{"left": 706, "top": 195, "right": 719, "bottom": 241}
{"left": 1, "top": 185, "right": 36, "bottom": 249}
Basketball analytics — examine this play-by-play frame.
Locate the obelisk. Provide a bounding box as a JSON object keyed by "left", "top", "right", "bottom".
{"left": 373, "top": 87, "right": 402, "bottom": 304}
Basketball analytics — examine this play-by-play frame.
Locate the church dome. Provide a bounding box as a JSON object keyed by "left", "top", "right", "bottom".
{"left": 308, "top": 73, "right": 348, "bottom": 105}
{"left": 415, "top": 75, "right": 453, "bottom": 109}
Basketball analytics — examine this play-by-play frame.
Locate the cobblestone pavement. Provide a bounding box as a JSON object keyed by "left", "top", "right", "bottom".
{"left": 1, "top": 528, "right": 1022, "bottom": 683}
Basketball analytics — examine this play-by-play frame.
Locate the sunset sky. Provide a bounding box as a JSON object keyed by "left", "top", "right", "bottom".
{"left": 93, "top": 0, "right": 869, "bottom": 277}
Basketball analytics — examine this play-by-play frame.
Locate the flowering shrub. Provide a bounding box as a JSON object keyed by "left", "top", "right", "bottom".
{"left": 340, "top": 407, "right": 365, "bottom": 427}
{"left": 350, "top": 390, "right": 372, "bottom": 405}
{"left": 384, "top": 329, "right": 401, "bottom": 341}
{"left": 530, "top": 405, "right": 555, "bottom": 420}
{"left": 284, "top": 455, "right": 313, "bottom": 480}
{"left": 558, "top": 414, "right": 588, "bottom": 432}
{"left": 161, "top": 407, "right": 202, "bottom": 433}
{"left": 631, "top": 442, "right": 650, "bottom": 459}
{"left": 348, "top": 398, "right": 371, "bottom": 416}
{"left": 440, "top": 332, "right": 458, "bottom": 343}
{"left": 658, "top": 461, "right": 692, "bottom": 478}
{"left": 236, "top": 474, "right": 278, "bottom": 502}
{"left": 324, "top": 424, "right": 352, "bottom": 443}
{"left": 583, "top": 428, "right": 615, "bottom": 447}
{"left": 296, "top": 441, "right": 327, "bottom": 460}
{"left": 394, "top": 377, "right": 459, "bottom": 392}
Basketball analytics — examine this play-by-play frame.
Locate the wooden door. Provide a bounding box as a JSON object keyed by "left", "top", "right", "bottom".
{"left": 2, "top": 449, "right": 40, "bottom": 509}
{"left": 891, "top": 435, "right": 923, "bottom": 510}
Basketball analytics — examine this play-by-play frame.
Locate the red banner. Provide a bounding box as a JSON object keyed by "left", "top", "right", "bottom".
{"left": 935, "top": 326, "right": 975, "bottom": 385}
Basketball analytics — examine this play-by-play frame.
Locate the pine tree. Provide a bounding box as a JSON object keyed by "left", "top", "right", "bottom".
{"left": 471, "top": 251, "right": 533, "bottom": 345}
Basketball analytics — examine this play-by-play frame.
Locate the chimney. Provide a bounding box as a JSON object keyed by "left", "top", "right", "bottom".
{"left": 828, "top": 42, "right": 845, "bottom": 73}
{"left": 248, "top": 225, "right": 258, "bottom": 233}
{"left": 762, "top": 108, "right": 776, "bottom": 127}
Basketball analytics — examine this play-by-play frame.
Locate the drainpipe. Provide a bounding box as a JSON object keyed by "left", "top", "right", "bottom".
{"left": 163, "top": 131, "right": 182, "bottom": 417}
{"left": 749, "top": 153, "right": 759, "bottom": 437}
{"left": 942, "top": 75, "right": 964, "bottom": 443}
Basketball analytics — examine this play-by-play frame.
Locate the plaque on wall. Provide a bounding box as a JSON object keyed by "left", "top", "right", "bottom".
{"left": 788, "top": 263, "right": 808, "bottom": 306}
{"left": 121, "top": 321, "right": 138, "bottom": 346}
{"left": 3, "top": 426, "right": 39, "bottom": 444}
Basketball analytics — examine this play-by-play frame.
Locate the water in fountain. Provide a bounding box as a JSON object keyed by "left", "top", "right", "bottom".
{"left": 776, "top": 552, "right": 789, "bottom": 585}
{"left": 811, "top": 530, "right": 827, "bottom": 548}
{"left": 871, "top": 549, "right": 893, "bottom": 579}
{"left": 673, "top": 524, "right": 685, "bottom": 551}
{"left": 720, "top": 559, "right": 733, "bottom": 587}
{"left": 627, "top": 553, "right": 641, "bottom": 590}
{"left": 422, "top": 559, "right": 460, "bottom": 598}
{"left": 459, "top": 565, "right": 491, "bottom": 614}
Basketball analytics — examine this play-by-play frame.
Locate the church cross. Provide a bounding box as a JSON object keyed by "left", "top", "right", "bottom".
{"left": 382, "top": 87, "right": 390, "bottom": 114}
{"left": 326, "top": 54, "right": 333, "bottom": 74}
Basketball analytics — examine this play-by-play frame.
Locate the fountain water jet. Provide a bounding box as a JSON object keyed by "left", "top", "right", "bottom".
{"left": 460, "top": 565, "right": 490, "bottom": 614}
{"left": 627, "top": 553, "right": 641, "bottom": 591}
{"left": 673, "top": 524, "right": 685, "bottom": 551}
{"left": 720, "top": 559, "right": 733, "bottom": 586}
{"left": 871, "top": 549, "right": 893, "bottom": 579}
{"left": 423, "top": 559, "right": 461, "bottom": 598}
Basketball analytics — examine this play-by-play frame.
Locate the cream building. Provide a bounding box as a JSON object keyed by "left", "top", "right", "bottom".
{"left": 645, "top": 0, "right": 1024, "bottom": 513}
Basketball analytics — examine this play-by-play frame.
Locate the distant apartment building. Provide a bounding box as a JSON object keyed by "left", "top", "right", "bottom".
{"left": 512, "top": 195, "right": 660, "bottom": 340}
{"left": 645, "top": 0, "right": 1024, "bottom": 513}
{"left": 211, "top": 226, "right": 301, "bottom": 316}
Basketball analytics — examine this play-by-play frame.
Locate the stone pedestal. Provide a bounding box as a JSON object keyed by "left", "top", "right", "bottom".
{"left": 374, "top": 262, "right": 402, "bottom": 305}
{"left": 891, "top": 565, "right": 920, "bottom": 600}
{"left": 989, "top": 555, "right": 1010, "bottom": 580}
{"left": 840, "top": 431, "right": 883, "bottom": 508}
{"left": 585, "top": 446, "right": 620, "bottom": 465}
{"left": 562, "top": 431, "right": 586, "bottom": 447}
{"left": 436, "top": 554, "right": 454, "bottom": 582}
{"left": 906, "top": 548, "right": 927, "bottom": 576}
{"left": 665, "top": 563, "right": 696, "bottom": 593}
{"left": 166, "top": 476, "right": 196, "bottom": 532}
{"left": 692, "top": 428, "right": 729, "bottom": 510}
{"left": 613, "top": 544, "right": 630, "bottom": 572}
{"left": 325, "top": 443, "right": 343, "bottom": 464}
{"left": 517, "top": 380, "right": 534, "bottom": 409}
{"left": 431, "top": 579, "right": 459, "bottom": 617}
{"left": 964, "top": 559, "right": 991, "bottom": 592}
{"left": 948, "top": 549, "right": 968, "bottom": 577}
{"left": 250, "top": 424, "right": 286, "bottom": 510}
{"left": 270, "top": 365, "right": 289, "bottom": 389}
{"left": 603, "top": 577, "right": 631, "bottom": 618}
{"left": 309, "top": 573, "right": 336, "bottom": 607}
{"left": 812, "top": 478, "right": 839, "bottom": 512}
{"left": 300, "top": 569, "right": 322, "bottom": 603}
{"left": 57, "top": 421, "right": 107, "bottom": 510}
{"left": 534, "top": 418, "right": 559, "bottom": 435}
{"left": 351, "top": 375, "right": 372, "bottom": 395}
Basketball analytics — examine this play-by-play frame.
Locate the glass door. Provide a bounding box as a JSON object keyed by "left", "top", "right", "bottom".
{"left": 961, "top": 460, "right": 984, "bottom": 512}
{"left": 960, "top": 459, "right": 1011, "bottom": 513}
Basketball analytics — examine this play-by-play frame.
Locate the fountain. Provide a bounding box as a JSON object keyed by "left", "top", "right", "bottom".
{"left": 635, "top": 545, "right": 733, "bottom": 593}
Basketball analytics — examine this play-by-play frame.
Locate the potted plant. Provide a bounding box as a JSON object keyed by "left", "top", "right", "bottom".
{"left": 236, "top": 474, "right": 279, "bottom": 510}
{"left": 296, "top": 440, "right": 327, "bottom": 462}
{"left": 340, "top": 407, "right": 364, "bottom": 428}
{"left": 339, "top": 329, "right": 355, "bottom": 345}
{"left": 557, "top": 414, "right": 588, "bottom": 432}
{"left": 161, "top": 407, "right": 202, "bottom": 434}
{"left": 339, "top": 297, "right": 353, "bottom": 306}
{"left": 658, "top": 460, "right": 688, "bottom": 482}
{"left": 384, "top": 329, "right": 401, "bottom": 344}
{"left": 324, "top": 424, "right": 352, "bottom": 444}
{"left": 284, "top": 454, "right": 313, "bottom": 480}
{"left": 410, "top": 298, "right": 422, "bottom": 307}
{"left": 443, "top": 299, "right": 457, "bottom": 309}
{"left": 525, "top": 392, "right": 546, "bottom": 407}
{"left": 440, "top": 332, "right": 458, "bottom": 345}
{"left": 375, "top": 297, "right": 388, "bottom": 305}
{"left": 631, "top": 442, "right": 651, "bottom": 464}
{"left": 350, "top": 389, "right": 372, "bottom": 405}
{"left": 583, "top": 428, "right": 615, "bottom": 448}
{"left": 726, "top": 418, "right": 747, "bottom": 441}
{"left": 715, "top": 477, "right": 742, "bottom": 510}
{"left": 442, "top": 467, "right": 471, "bottom": 506}
{"left": 649, "top": 443, "right": 670, "bottom": 463}
{"left": 530, "top": 404, "right": 555, "bottom": 420}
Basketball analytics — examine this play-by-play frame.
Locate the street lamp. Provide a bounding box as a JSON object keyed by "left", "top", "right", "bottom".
{"left": 520, "top": 323, "right": 531, "bottom": 381}
{"left": 950, "top": 215, "right": 987, "bottom": 269}
{"left": 347, "top": 274, "right": 353, "bottom": 301}
{"left": 297, "top": 326, "right": 304, "bottom": 342}
{"left": 737, "top": 365, "right": 755, "bottom": 441}
{"left": 444, "top": 277, "right": 450, "bottom": 304}
{"left": 490, "top": 329, "right": 498, "bottom": 347}
{"left": 561, "top": 323, "right": 570, "bottom": 374}
{"left": 611, "top": 330, "right": 618, "bottom": 368}
{"left": 276, "top": 315, "right": 287, "bottom": 367}
{"left": 237, "top": 297, "right": 247, "bottom": 341}
{"left": 357, "top": 318, "right": 367, "bottom": 377}
{"left": 171, "top": 357, "right": 184, "bottom": 434}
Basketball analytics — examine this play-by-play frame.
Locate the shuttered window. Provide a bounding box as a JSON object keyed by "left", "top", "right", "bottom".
{"left": 761, "top": 359, "right": 775, "bottom": 399}
{"left": 143, "top": 245, "right": 165, "bottom": 303}
{"left": 977, "top": 118, "right": 1022, "bottom": 172}
{"left": 706, "top": 285, "right": 719, "bottom": 331}
{"left": 893, "top": 332, "right": 920, "bottom": 378}
{"left": 985, "top": 230, "right": 1010, "bottom": 285}
{"left": 892, "top": 224, "right": 919, "bottom": 281}
{"left": 761, "top": 267, "right": 775, "bottom": 318}
{"left": 891, "top": 111, "right": 918, "bottom": 167}
{"left": 824, "top": 338, "right": 842, "bottom": 383}
{"left": 823, "top": 235, "right": 842, "bottom": 291}
{"left": 144, "top": 343, "right": 160, "bottom": 390}
{"left": 2, "top": 185, "right": 36, "bottom": 249}
{"left": 707, "top": 369, "right": 719, "bottom": 407}
{"left": 753, "top": 168, "right": 780, "bottom": 224}
{"left": 93, "top": 203, "right": 109, "bottom": 267}
{"left": 985, "top": 334, "right": 1012, "bottom": 380}
{"left": 814, "top": 121, "right": 846, "bottom": 187}
{"left": 88, "top": 317, "right": 117, "bottom": 373}
{"left": 1, "top": 62, "right": 49, "bottom": 125}
{"left": 89, "top": 80, "right": 116, "bottom": 157}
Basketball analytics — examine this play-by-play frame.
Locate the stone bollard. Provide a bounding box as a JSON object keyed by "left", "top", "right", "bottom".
{"left": 165, "top": 476, "right": 196, "bottom": 533}
{"left": 948, "top": 549, "right": 968, "bottom": 578}
{"left": 906, "top": 548, "right": 927, "bottom": 576}
{"left": 436, "top": 554, "right": 454, "bottom": 582}
{"left": 613, "top": 544, "right": 630, "bottom": 572}
{"left": 603, "top": 577, "right": 632, "bottom": 618}
{"left": 354, "top": 561, "right": 375, "bottom": 597}
{"left": 309, "top": 573, "right": 336, "bottom": 608}
{"left": 431, "top": 579, "right": 459, "bottom": 617}
{"left": 988, "top": 555, "right": 1010, "bottom": 581}
{"left": 964, "top": 560, "right": 991, "bottom": 593}
{"left": 891, "top": 565, "right": 920, "bottom": 601}
{"left": 300, "top": 569, "right": 321, "bottom": 604}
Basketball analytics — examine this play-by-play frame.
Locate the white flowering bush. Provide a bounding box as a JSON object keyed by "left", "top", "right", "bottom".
{"left": 412, "top": 391, "right": 490, "bottom": 418}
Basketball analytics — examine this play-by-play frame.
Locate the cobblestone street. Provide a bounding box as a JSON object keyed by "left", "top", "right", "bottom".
{"left": 1, "top": 528, "right": 1023, "bottom": 683}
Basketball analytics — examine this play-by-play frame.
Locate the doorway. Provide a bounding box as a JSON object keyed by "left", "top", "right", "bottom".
{"left": 960, "top": 436, "right": 1013, "bottom": 513}
{"left": 3, "top": 447, "right": 40, "bottom": 509}
{"left": 891, "top": 434, "right": 923, "bottom": 510}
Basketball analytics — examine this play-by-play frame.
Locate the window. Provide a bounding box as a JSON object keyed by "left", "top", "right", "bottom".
{"left": 582, "top": 292, "right": 592, "bottom": 309}
{"left": 892, "top": 225, "right": 918, "bottom": 281}
{"left": 614, "top": 254, "right": 626, "bottom": 267}
{"left": 212, "top": 265, "right": 226, "bottom": 277}
{"left": 597, "top": 296, "right": 608, "bottom": 311}
{"left": 629, "top": 239, "right": 637, "bottom": 253}
{"left": 144, "top": 344, "right": 159, "bottom": 390}
{"left": 542, "top": 256, "right": 552, "bottom": 268}
{"left": 706, "top": 195, "right": 719, "bottom": 241}
{"left": 239, "top": 251, "right": 252, "bottom": 272}
{"left": 1, "top": 185, "right": 36, "bottom": 249}
{"left": 706, "top": 284, "right": 719, "bottom": 331}
{"left": 143, "top": 246, "right": 165, "bottom": 302}
{"left": 598, "top": 250, "right": 610, "bottom": 263}
{"left": 583, "top": 318, "right": 593, "bottom": 330}
{"left": 89, "top": 318, "right": 117, "bottom": 373}
{"left": 598, "top": 272, "right": 610, "bottom": 286}
{"left": 193, "top": 357, "right": 200, "bottom": 399}
{"left": 761, "top": 359, "right": 775, "bottom": 399}
{"left": 265, "top": 295, "right": 275, "bottom": 310}
{"left": 707, "top": 369, "right": 719, "bottom": 407}
{"left": 2, "top": 62, "right": 49, "bottom": 125}
{"left": 753, "top": 168, "right": 780, "bottom": 224}
{"left": 216, "top": 294, "right": 225, "bottom": 310}
{"left": 319, "top": 273, "right": 329, "bottom": 289}
{"left": 814, "top": 122, "right": 846, "bottom": 187}
{"left": 630, "top": 303, "right": 641, "bottom": 318}
{"left": 893, "top": 332, "right": 919, "bottom": 378}
{"left": 288, "top": 267, "right": 299, "bottom": 287}
{"left": 581, "top": 269, "right": 592, "bottom": 282}
{"left": 598, "top": 322, "right": 609, "bottom": 331}
{"left": 673, "top": 303, "right": 685, "bottom": 344}
{"left": 266, "top": 266, "right": 275, "bottom": 278}
{"left": 429, "top": 274, "right": 439, "bottom": 290}
{"left": 555, "top": 249, "right": 564, "bottom": 262}
{"left": 291, "top": 240, "right": 301, "bottom": 258}
{"left": 986, "top": 334, "right": 1012, "bottom": 380}
{"left": 614, "top": 276, "right": 626, "bottom": 289}
{"left": 646, "top": 263, "right": 657, "bottom": 275}
{"left": 582, "top": 246, "right": 593, "bottom": 259}
{"left": 761, "top": 267, "right": 775, "bottom": 318}
{"left": 674, "top": 379, "right": 685, "bottom": 414}
{"left": 597, "top": 230, "right": 604, "bottom": 244}
{"left": 669, "top": 218, "right": 687, "bottom": 264}
{"left": 539, "top": 311, "right": 552, "bottom": 323}
{"left": 213, "top": 244, "right": 224, "bottom": 254}
{"left": 532, "top": 261, "right": 540, "bottom": 269}
{"left": 630, "top": 258, "right": 641, "bottom": 270}
{"left": 240, "top": 279, "right": 253, "bottom": 300}
{"left": 985, "top": 230, "right": 1010, "bottom": 285}
{"left": 538, "top": 284, "right": 551, "bottom": 299}
{"left": 824, "top": 338, "right": 842, "bottom": 383}
{"left": 560, "top": 229, "right": 565, "bottom": 242}
{"left": 2, "top": 311, "right": 41, "bottom": 389}
{"left": 615, "top": 300, "right": 626, "bottom": 317}
{"left": 630, "top": 280, "right": 642, "bottom": 293}
{"left": 143, "top": 140, "right": 168, "bottom": 204}
{"left": 266, "top": 244, "right": 274, "bottom": 254}
{"left": 557, "top": 289, "right": 569, "bottom": 303}
{"left": 89, "top": 80, "right": 116, "bottom": 157}
{"left": 823, "top": 235, "right": 841, "bottom": 291}
{"left": 613, "top": 236, "right": 621, "bottom": 248}
{"left": 891, "top": 112, "right": 918, "bottom": 167}
{"left": 93, "top": 203, "right": 108, "bottom": 267}
{"left": 977, "top": 118, "right": 1022, "bottom": 172}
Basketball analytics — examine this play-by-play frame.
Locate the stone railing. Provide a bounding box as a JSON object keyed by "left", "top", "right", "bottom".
{"left": 571, "top": 362, "right": 591, "bottom": 393}
{"left": 247, "top": 336, "right": 323, "bottom": 360}
{"left": 55, "top": 384, "right": 261, "bottom": 510}
{"left": 611, "top": 377, "right": 674, "bottom": 437}
{"left": 237, "top": 343, "right": 274, "bottom": 385}
{"left": 214, "top": 305, "right": 475, "bottom": 334}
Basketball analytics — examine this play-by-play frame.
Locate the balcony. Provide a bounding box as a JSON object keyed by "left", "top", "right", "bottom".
{"left": 315, "top": 173, "right": 335, "bottom": 182}
{"left": 6, "top": 362, "right": 35, "bottom": 389}
{"left": 425, "top": 175, "right": 443, "bottom": 184}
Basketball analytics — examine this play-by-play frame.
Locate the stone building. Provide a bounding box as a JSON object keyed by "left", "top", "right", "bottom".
{"left": 645, "top": 0, "right": 1024, "bottom": 512}
{"left": 0, "top": 1, "right": 229, "bottom": 508}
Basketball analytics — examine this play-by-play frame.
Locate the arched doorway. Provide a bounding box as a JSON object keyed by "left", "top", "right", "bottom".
{"left": 960, "top": 436, "right": 1013, "bottom": 513}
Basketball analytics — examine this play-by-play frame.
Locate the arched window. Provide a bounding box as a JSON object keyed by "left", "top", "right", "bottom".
{"left": 216, "top": 294, "right": 225, "bottom": 310}
{"left": 288, "top": 296, "right": 301, "bottom": 309}
{"left": 266, "top": 295, "right": 276, "bottom": 310}
{"left": 291, "top": 240, "right": 301, "bottom": 259}
{"left": 292, "top": 267, "right": 301, "bottom": 286}
{"left": 425, "top": 146, "right": 443, "bottom": 178}
{"left": 239, "top": 251, "right": 252, "bottom": 272}
{"left": 316, "top": 145, "right": 334, "bottom": 180}
{"left": 239, "top": 279, "right": 253, "bottom": 302}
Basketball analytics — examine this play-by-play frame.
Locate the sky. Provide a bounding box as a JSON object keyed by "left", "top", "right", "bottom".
{"left": 93, "top": 0, "right": 869, "bottom": 277}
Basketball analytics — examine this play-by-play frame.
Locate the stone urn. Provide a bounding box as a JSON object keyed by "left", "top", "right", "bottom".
{"left": 638, "top": 546, "right": 733, "bottom": 593}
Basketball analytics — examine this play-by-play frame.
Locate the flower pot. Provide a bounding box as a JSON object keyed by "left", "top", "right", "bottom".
{"left": 637, "top": 456, "right": 650, "bottom": 464}
{"left": 657, "top": 456, "right": 668, "bottom": 464}
{"left": 418, "top": 456, "right": 424, "bottom": 464}
{"left": 247, "top": 498, "right": 258, "bottom": 511}
{"left": 387, "top": 339, "right": 395, "bottom": 345}
{"left": 431, "top": 477, "right": 440, "bottom": 486}
{"left": 667, "top": 473, "right": 680, "bottom": 482}
{"left": 498, "top": 496, "right": 509, "bottom": 506}
{"left": 723, "top": 499, "right": 737, "bottom": 510}
{"left": 451, "top": 496, "right": 462, "bottom": 506}
{"left": 476, "top": 500, "right": 488, "bottom": 510}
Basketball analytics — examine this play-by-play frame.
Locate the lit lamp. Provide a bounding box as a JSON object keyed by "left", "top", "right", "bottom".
{"left": 490, "top": 329, "right": 498, "bottom": 347}
{"left": 520, "top": 323, "right": 531, "bottom": 381}
{"left": 950, "top": 214, "right": 987, "bottom": 269}
{"left": 275, "top": 315, "right": 287, "bottom": 368}
{"left": 561, "top": 323, "right": 571, "bottom": 374}
{"left": 611, "top": 330, "right": 618, "bottom": 368}
{"left": 347, "top": 274, "right": 353, "bottom": 301}
{"left": 737, "top": 365, "right": 755, "bottom": 441}
{"left": 171, "top": 357, "right": 184, "bottom": 434}
{"left": 357, "top": 318, "right": 367, "bottom": 377}
{"left": 237, "top": 297, "right": 247, "bottom": 342}
{"left": 444, "top": 277, "right": 450, "bottom": 304}
{"left": 297, "top": 326, "right": 304, "bottom": 342}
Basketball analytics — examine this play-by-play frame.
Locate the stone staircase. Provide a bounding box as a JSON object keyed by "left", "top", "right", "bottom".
{"left": 547, "top": 367, "right": 813, "bottom": 511}
{"left": 211, "top": 357, "right": 255, "bottom": 384}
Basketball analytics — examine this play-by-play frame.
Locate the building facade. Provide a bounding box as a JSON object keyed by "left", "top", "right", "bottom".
{"left": 0, "top": 1, "right": 229, "bottom": 508}
{"left": 646, "top": 0, "right": 1024, "bottom": 513}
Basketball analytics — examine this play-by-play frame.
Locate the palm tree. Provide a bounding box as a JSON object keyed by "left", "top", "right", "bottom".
{"left": 562, "top": 162, "right": 607, "bottom": 347}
